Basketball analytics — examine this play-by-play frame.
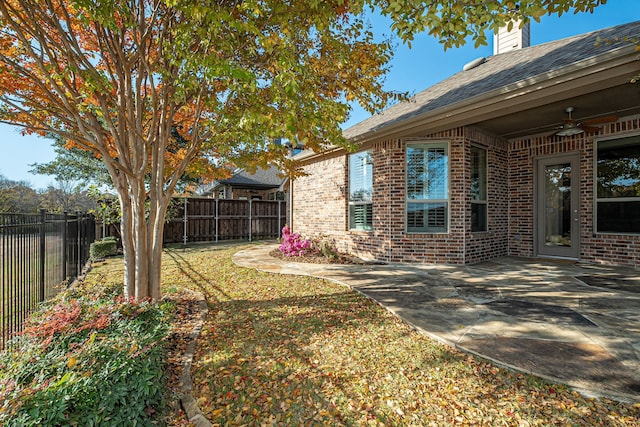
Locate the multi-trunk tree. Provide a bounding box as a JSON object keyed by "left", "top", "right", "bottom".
{"left": 0, "top": 0, "right": 607, "bottom": 300}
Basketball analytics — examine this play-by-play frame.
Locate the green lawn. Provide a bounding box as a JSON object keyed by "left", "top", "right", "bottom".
{"left": 90, "top": 243, "right": 640, "bottom": 426}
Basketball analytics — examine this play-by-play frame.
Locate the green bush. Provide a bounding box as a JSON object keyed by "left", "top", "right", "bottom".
{"left": 102, "top": 236, "right": 117, "bottom": 242}
{"left": 0, "top": 286, "right": 172, "bottom": 426}
{"left": 90, "top": 239, "right": 117, "bottom": 259}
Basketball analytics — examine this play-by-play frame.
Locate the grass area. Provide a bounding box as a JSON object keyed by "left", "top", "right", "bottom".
{"left": 14, "top": 242, "right": 637, "bottom": 426}
{"left": 152, "top": 243, "right": 639, "bottom": 426}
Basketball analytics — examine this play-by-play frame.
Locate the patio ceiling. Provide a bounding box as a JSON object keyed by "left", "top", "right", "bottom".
{"left": 473, "top": 80, "right": 640, "bottom": 139}
{"left": 388, "top": 54, "right": 640, "bottom": 143}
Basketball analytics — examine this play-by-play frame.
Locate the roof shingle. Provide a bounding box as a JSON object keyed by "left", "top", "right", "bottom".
{"left": 344, "top": 20, "right": 640, "bottom": 140}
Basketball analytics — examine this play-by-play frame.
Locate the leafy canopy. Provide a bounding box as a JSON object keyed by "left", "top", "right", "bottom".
{"left": 374, "top": 0, "right": 608, "bottom": 49}
{"left": 0, "top": 0, "right": 612, "bottom": 299}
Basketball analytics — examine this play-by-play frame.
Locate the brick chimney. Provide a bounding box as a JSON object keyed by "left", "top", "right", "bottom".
{"left": 493, "top": 21, "right": 530, "bottom": 55}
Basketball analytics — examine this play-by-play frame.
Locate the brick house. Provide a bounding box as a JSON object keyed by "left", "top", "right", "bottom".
{"left": 290, "top": 20, "right": 640, "bottom": 267}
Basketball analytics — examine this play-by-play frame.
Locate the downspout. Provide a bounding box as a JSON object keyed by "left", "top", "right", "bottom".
{"left": 289, "top": 176, "right": 294, "bottom": 230}
{"left": 288, "top": 145, "right": 294, "bottom": 230}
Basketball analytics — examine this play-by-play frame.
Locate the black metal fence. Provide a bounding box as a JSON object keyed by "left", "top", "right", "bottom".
{"left": 0, "top": 210, "right": 95, "bottom": 349}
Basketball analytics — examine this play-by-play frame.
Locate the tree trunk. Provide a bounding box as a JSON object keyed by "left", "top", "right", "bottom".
{"left": 147, "top": 195, "right": 168, "bottom": 301}
{"left": 131, "top": 187, "right": 150, "bottom": 301}
{"left": 117, "top": 182, "right": 154, "bottom": 301}
{"left": 116, "top": 178, "right": 170, "bottom": 301}
{"left": 117, "top": 186, "right": 136, "bottom": 298}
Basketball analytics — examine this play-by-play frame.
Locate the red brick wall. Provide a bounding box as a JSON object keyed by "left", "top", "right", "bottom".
{"left": 292, "top": 152, "right": 348, "bottom": 240}
{"left": 464, "top": 128, "right": 510, "bottom": 263}
{"left": 508, "top": 115, "right": 640, "bottom": 266}
{"left": 581, "top": 117, "right": 640, "bottom": 266}
{"left": 366, "top": 134, "right": 467, "bottom": 264}
{"left": 293, "top": 127, "right": 509, "bottom": 264}
{"left": 292, "top": 117, "right": 640, "bottom": 267}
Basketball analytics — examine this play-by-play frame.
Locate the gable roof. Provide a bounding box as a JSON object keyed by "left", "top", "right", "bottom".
{"left": 218, "top": 165, "right": 284, "bottom": 188}
{"left": 198, "top": 165, "right": 285, "bottom": 196}
{"left": 344, "top": 20, "right": 640, "bottom": 142}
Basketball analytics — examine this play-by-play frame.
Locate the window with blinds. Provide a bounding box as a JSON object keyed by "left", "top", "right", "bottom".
{"left": 471, "top": 145, "right": 488, "bottom": 232}
{"left": 349, "top": 150, "right": 373, "bottom": 230}
{"left": 406, "top": 142, "right": 449, "bottom": 233}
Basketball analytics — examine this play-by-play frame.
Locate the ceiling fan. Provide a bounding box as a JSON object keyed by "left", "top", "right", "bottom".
{"left": 554, "top": 106, "right": 618, "bottom": 136}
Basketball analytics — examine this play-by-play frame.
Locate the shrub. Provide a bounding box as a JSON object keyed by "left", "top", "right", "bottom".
{"left": 0, "top": 286, "right": 171, "bottom": 426}
{"left": 318, "top": 239, "right": 339, "bottom": 261}
{"left": 278, "top": 225, "right": 313, "bottom": 257}
{"left": 90, "top": 238, "right": 117, "bottom": 259}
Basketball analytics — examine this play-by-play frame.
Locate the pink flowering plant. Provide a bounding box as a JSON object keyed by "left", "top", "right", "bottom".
{"left": 279, "top": 225, "right": 314, "bottom": 257}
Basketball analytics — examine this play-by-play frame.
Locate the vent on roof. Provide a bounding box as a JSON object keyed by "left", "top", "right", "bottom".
{"left": 463, "top": 57, "right": 486, "bottom": 71}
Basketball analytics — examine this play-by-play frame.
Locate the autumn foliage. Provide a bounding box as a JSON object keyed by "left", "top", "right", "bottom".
{"left": 168, "top": 244, "right": 639, "bottom": 426}
{"left": 0, "top": 0, "right": 405, "bottom": 300}
{"left": 0, "top": 0, "right": 612, "bottom": 300}
{"left": 0, "top": 282, "right": 171, "bottom": 426}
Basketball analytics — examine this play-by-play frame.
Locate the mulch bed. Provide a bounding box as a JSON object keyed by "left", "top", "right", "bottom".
{"left": 269, "top": 248, "right": 355, "bottom": 264}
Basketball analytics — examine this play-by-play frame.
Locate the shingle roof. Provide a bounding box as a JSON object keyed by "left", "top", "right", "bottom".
{"left": 218, "top": 165, "right": 284, "bottom": 188}
{"left": 197, "top": 165, "right": 285, "bottom": 196}
{"left": 344, "top": 20, "right": 640, "bottom": 140}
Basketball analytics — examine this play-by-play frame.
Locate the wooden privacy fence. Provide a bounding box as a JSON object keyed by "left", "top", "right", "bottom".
{"left": 97, "top": 198, "right": 287, "bottom": 245}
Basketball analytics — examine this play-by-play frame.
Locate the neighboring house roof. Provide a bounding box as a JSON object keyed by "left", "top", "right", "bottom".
{"left": 218, "top": 166, "right": 284, "bottom": 188}
{"left": 343, "top": 20, "right": 640, "bottom": 144}
{"left": 199, "top": 165, "right": 285, "bottom": 195}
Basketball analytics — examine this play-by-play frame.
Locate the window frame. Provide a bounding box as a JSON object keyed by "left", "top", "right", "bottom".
{"left": 348, "top": 149, "right": 374, "bottom": 231}
{"left": 405, "top": 140, "right": 450, "bottom": 234}
{"left": 594, "top": 134, "right": 640, "bottom": 235}
{"left": 470, "top": 144, "right": 488, "bottom": 233}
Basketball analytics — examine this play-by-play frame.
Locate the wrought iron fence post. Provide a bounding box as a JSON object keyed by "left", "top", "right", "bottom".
{"left": 76, "top": 211, "right": 82, "bottom": 276}
{"left": 39, "top": 208, "right": 46, "bottom": 302}
{"left": 62, "top": 211, "right": 68, "bottom": 282}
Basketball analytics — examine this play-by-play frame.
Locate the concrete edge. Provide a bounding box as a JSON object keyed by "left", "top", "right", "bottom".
{"left": 178, "top": 292, "right": 212, "bottom": 427}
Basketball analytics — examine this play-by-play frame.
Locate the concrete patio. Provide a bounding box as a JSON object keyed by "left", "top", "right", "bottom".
{"left": 233, "top": 243, "right": 640, "bottom": 402}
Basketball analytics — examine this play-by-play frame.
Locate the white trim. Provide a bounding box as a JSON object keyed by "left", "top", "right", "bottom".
{"left": 348, "top": 149, "right": 374, "bottom": 231}
{"left": 405, "top": 140, "right": 451, "bottom": 234}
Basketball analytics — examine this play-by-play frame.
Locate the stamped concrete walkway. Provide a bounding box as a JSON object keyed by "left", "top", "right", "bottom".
{"left": 233, "top": 243, "right": 640, "bottom": 402}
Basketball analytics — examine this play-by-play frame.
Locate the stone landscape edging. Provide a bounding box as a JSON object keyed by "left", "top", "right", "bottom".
{"left": 178, "top": 292, "right": 212, "bottom": 427}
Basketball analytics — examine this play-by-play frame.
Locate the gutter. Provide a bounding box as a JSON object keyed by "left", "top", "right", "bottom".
{"left": 354, "top": 45, "right": 639, "bottom": 143}
{"left": 294, "top": 44, "right": 639, "bottom": 163}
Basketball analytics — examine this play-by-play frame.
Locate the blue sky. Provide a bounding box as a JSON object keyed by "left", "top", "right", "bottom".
{"left": 0, "top": 2, "right": 635, "bottom": 190}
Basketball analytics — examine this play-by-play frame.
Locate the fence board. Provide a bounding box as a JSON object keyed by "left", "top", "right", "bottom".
{"left": 97, "top": 198, "right": 287, "bottom": 245}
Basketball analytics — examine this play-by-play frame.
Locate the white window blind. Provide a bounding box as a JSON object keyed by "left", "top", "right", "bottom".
{"left": 349, "top": 150, "right": 373, "bottom": 230}
{"left": 406, "top": 142, "right": 449, "bottom": 233}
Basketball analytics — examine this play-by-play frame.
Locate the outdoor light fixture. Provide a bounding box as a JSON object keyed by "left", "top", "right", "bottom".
{"left": 555, "top": 107, "right": 585, "bottom": 136}
{"left": 555, "top": 124, "right": 584, "bottom": 136}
